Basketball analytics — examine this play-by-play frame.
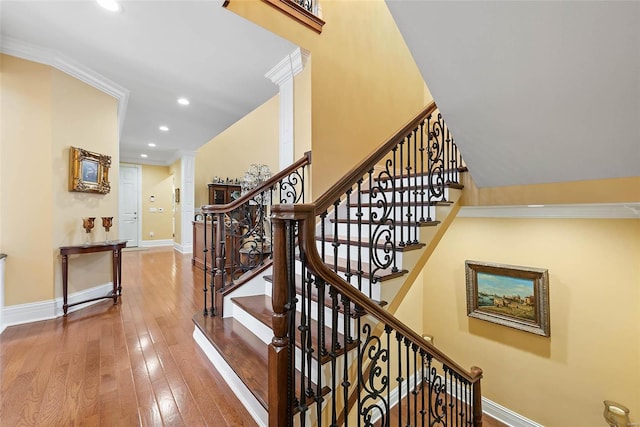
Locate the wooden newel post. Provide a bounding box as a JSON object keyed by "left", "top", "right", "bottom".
{"left": 269, "top": 216, "right": 290, "bottom": 427}
{"left": 471, "top": 366, "right": 483, "bottom": 427}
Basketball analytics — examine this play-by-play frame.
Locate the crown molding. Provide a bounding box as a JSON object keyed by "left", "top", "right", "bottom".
{"left": 1, "top": 37, "right": 130, "bottom": 137}
{"left": 265, "top": 47, "right": 309, "bottom": 86}
{"left": 458, "top": 203, "right": 640, "bottom": 219}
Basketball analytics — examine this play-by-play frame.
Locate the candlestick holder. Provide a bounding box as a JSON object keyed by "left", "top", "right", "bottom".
{"left": 102, "top": 217, "right": 113, "bottom": 242}
{"left": 82, "top": 217, "right": 96, "bottom": 244}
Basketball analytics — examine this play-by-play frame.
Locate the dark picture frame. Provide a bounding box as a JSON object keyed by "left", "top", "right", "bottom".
{"left": 69, "top": 146, "right": 111, "bottom": 194}
{"left": 465, "top": 260, "right": 550, "bottom": 336}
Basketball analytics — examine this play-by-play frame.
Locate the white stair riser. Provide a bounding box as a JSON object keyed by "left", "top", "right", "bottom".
{"left": 374, "top": 174, "right": 460, "bottom": 188}
{"left": 315, "top": 240, "right": 405, "bottom": 270}
{"left": 332, "top": 223, "right": 426, "bottom": 243}
{"left": 294, "top": 260, "right": 382, "bottom": 301}
{"left": 358, "top": 187, "right": 450, "bottom": 203}
{"left": 344, "top": 205, "right": 438, "bottom": 223}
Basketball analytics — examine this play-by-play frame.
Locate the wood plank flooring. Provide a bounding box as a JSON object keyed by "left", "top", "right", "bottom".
{"left": 1, "top": 246, "right": 507, "bottom": 427}
{"left": 0, "top": 247, "right": 257, "bottom": 427}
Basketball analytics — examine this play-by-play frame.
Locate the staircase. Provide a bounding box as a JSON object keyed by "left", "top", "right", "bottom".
{"left": 193, "top": 103, "right": 483, "bottom": 426}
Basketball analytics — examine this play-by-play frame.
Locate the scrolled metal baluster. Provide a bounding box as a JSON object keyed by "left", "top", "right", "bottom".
{"left": 332, "top": 200, "right": 340, "bottom": 275}
{"left": 356, "top": 179, "right": 364, "bottom": 293}
{"left": 329, "top": 286, "right": 340, "bottom": 426}
{"left": 369, "top": 158, "right": 397, "bottom": 281}
{"left": 320, "top": 210, "right": 327, "bottom": 263}
{"left": 358, "top": 323, "right": 390, "bottom": 427}
{"left": 345, "top": 188, "right": 353, "bottom": 285}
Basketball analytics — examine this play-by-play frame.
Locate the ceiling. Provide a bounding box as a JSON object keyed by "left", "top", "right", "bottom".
{"left": 0, "top": 0, "right": 296, "bottom": 165}
{"left": 387, "top": 0, "right": 640, "bottom": 188}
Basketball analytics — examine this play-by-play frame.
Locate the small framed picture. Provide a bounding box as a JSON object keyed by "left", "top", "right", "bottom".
{"left": 465, "top": 260, "right": 550, "bottom": 336}
{"left": 69, "top": 146, "right": 111, "bottom": 194}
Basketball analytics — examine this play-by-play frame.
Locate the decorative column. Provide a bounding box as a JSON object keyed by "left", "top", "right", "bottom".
{"left": 180, "top": 152, "right": 196, "bottom": 254}
{"left": 265, "top": 47, "right": 309, "bottom": 171}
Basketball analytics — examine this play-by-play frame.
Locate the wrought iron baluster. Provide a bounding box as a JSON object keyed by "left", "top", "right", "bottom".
{"left": 405, "top": 132, "right": 413, "bottom": 246}
{"left": 342, "top": 293, "right": 351, "bottom": 427}
{"left": 202, "top": 213, "right": 209, "bottom": 316}
{"left": 425, "top": 115, "right": 433, "bottom": 222}
{"left": 412, "top": 127, "right": 419, "bottom": 244}
{"left": 333, "top": 200, "right": 340, "bottom": 275}
{"left": 330, "top": 286, "right": 339, "bottom": 426}
{"left": 356, "top": 179, "right": 363, "bottom": 293}
{"left": 398, "top": 140, "right": 405, "bottom": 247}
{"left": 345, "top": 189, "right": 353, "bottom": 285}
{"left": 320, "top": 211, "right": 327, "bottom": 263}
{"left": 396, "top": 332, "right": 403, "bottom": 425}
{"left": 315, "top": 276, "right": 326, "bottom": 424}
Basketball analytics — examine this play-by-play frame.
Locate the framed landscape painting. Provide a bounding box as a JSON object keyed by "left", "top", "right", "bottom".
{"left": 465, "top": 260, "right": 550, "bottom": 336}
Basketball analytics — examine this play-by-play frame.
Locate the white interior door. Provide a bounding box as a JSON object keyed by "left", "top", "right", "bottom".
{"left": 119, "top": 164, "right": 141, "bottom": 247}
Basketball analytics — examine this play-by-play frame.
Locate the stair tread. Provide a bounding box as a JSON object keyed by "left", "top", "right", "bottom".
{"left": 193, "top": 314, "right": 269, "bottom": 408}
{"left": 315, "top": 235, "right": 425, "bottom": 252}
{"left": 355, "top": 200, "right": 452, "bottom": 207}
{"left": 264, "top": 274, "right": 387, "bottom": 311}
{"left": 329, "top": 218, "right": 440, "bottom": 227}
{"left": 373, "top": 167, "right": 468, "bottom": 182}
{"left": 192, "top": 313, "right": 329, "bottom": 412}
{"left": 231, "top": 295, "right": 358, "bottom": 364}
{"left": 361, "top": 182, "right": 463, "bottom": 193}
{"left": 320, "top": 254, "right": 408, "bottom": 282}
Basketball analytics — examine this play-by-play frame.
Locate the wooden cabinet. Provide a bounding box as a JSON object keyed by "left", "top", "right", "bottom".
{"left": 192, "top": 220, "right": 241, "bottom": 273}
{"left": 208, "top": 183, "right": 241, "bottom": 205}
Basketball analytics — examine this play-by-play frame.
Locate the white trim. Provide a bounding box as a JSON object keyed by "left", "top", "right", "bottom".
{"left": 193, "top": 326, "right": 268, "bottom": 427}
{"left": 0, "top": 256, "right": 5, "bottom": 334}
{"left": 483, "top": 398, "right": 544, "bottom": 427}
{"left": 458, "top": 202, "right": 640, "bottom": 219}
{"left": 265, "top": 47, "right": 310, "bottom": 171}
{"left": 2, "top": 283, "right": 114, "bottom": 329}
{"left": 140, "top": 239, "right": 174, "bottom": 248}
{"left": 173, "top": 242, "right": 192, "bottom": 254}
{"left": 264, "top": 47, "right": 309, "bottom": 86}
{"left": 1, "top": 36, "right": 130, "bottom": 137}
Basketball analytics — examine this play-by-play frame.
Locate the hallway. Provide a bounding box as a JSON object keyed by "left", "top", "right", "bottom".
{"left": 0, "top": 247, "right": 257, "bottom": 426}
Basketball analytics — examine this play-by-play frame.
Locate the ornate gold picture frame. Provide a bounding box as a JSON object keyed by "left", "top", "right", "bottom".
{"left": 465, "top": 260, "right": 550, "bottom": 336}
{"left": 69, "top": 146, "right": 111, "bottom": 194}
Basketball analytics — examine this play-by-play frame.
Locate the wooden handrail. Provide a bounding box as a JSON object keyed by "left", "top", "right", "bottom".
{"left": 272, "top": 203, "right": 482, "bottom": 385}
{"left": 201, "top": 151, "right": 311, "bottom": 214}
{"left": 314, "top": 102, "right": 438, "bottom": 213}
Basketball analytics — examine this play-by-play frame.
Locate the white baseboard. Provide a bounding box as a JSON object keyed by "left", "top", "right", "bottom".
{"left": 483, "top": 397, "right": 543, "bottom": 427}
{"left": 193, "top": 326, "right": 267, "bottom": 427}
{"left": 369, "top": 372, "right": 542, "bottom": 427}
{"left": 173, "top": 242, "right": 192, "bottom": 254}
{"left": 1, "top": 282, "right": 113, "bottom": 331}
{"left": 140, "top": 239, "right": 174, "bottom": 248}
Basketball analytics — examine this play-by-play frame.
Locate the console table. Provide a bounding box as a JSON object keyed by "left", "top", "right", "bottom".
{"left": 59, "top": 240, "right": 127, "bottom": 315}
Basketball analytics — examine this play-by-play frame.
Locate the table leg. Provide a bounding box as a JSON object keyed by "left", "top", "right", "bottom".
{"left": 112, "top": 249, "right": 119, "bottom": 304}
{"left": 62, "top": 254, "right": 69, "bottom": 315}
{"left": 117, "top": 248, "right": 123, "bottom": 296}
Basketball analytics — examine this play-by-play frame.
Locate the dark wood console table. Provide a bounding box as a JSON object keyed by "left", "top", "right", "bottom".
{"left": 60, "top": 240, "right": 127, "bottom": 315}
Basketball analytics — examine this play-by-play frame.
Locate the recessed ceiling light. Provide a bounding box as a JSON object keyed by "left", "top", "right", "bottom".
{"left": 96, "top": 0, "right": 121, "bottom": 12}
{"left": 177, "top": 97, "right": 190, "bottom": 106}
{"left": 528, "top": 204, "right": 545, "bottom": 208}
{"left": 159, "top": 125, "right": 169, "bottom": 132}
{"left": 148, "top": 143, "right": 156, "bottom": 147}
{"left": 140, "top": 154, "right": 148, "bottom": 158}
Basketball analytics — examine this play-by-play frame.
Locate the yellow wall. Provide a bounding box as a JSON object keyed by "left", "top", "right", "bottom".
{"left": 421, "top": 217, "right": 640, "bottom": 426}
{"left": 169, "top": 159, "right": 182, "bottom": 245}
{"left": 141, "top": 165, "right": 173, "bottom": 241}
{"left": 462, "top": 174, "right": 640, "bottom": 206}
{"left": 1, "top": 54, "right": 119, "bottom": 304}
{"left": 195, "top": 95, "right": 280, "bottom": 208}
{"left": 227, "top": 0, "right": 426, "bottom": 198}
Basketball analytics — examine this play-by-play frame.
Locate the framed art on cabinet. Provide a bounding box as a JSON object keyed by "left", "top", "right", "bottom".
{"left": 69, "top": 146, "right": 111, "bottom": 194}
{"left": 465, "top": 260, "right": 550, "bottom": 336}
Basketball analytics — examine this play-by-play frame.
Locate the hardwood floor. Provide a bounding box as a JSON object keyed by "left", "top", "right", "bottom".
{"left": 0, "top": 247, "right": 257, "bottom": 427}
{"left": 1, "top": 246, "right": 507, "bottom": 427}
